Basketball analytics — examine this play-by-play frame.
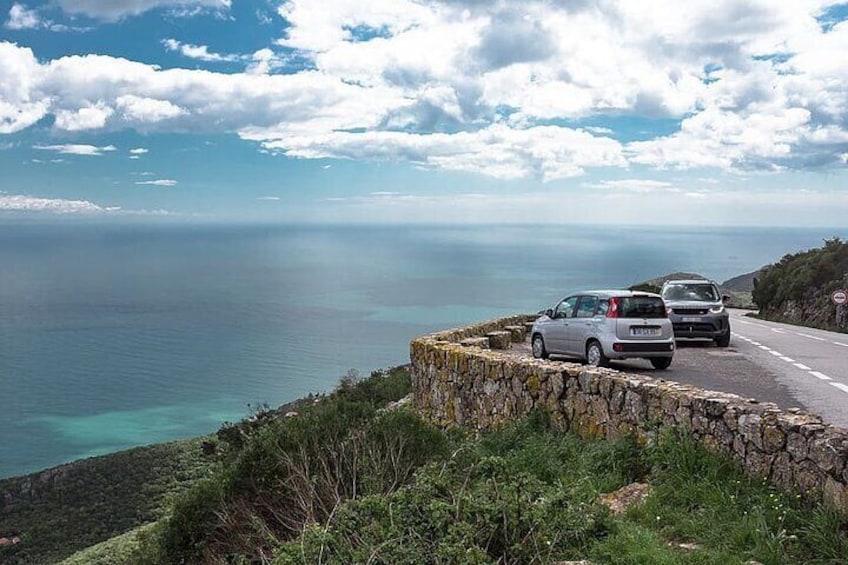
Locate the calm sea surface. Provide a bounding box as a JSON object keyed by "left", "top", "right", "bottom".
{"left": 1, "top": 222, "right": 845, "bottom": 478}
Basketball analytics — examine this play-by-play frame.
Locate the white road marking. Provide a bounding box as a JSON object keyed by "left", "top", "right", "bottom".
{"left": 731, "top": 319, "right": 846, "bottom": 394}
{"left": 830, "top": 382, "right": 848, "bottom": 394}
{"left": 734, "top": 319, "right": 774, "bottom": 329}
{"left": 797, "top": 332, "right": 826, "bottom": 342}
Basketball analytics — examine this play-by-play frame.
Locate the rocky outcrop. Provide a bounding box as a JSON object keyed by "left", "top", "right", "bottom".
{"left": 410, "top": 315, "right": 848, "bottom": 514}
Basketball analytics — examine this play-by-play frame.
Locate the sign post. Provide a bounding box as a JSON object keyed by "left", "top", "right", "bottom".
{"left": 833, "top": 289, "right": 847, "bottom": 329}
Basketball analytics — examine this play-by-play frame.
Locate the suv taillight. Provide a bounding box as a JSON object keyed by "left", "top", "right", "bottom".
{"left": 606, "top": 297, "right": 619, "bottom": 318}
{"left": 663, "top": 300, "right": 671, "bottom": 317}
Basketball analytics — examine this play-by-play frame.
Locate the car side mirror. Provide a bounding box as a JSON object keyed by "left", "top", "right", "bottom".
{"left": 544, "top": 308, "right": 554, "bottom": 318}
{"left": 722, "top": 295, "right": 731, "bottom": 303}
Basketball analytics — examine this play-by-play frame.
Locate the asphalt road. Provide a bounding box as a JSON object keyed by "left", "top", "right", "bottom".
{"left": 729, "top": 310, "right": 848, "bottom": 428}
{"left": 514, "top": 339, "right": 802, "bottom": 413}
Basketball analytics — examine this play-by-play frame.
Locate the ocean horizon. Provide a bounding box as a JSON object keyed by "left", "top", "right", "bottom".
{"left": 2, "top": 222, "right": 846, "bottom": 479}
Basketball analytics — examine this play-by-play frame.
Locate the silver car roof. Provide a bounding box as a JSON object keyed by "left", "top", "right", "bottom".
{"left": 570, "top": 290, "right": 663, "bottom": 298}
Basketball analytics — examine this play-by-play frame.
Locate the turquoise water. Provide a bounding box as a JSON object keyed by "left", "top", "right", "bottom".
{"left": 1, "top": 223, "right": 844, "bottom": 478}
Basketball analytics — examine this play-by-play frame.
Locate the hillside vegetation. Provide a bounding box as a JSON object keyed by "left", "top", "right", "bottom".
{"left": 117, "top": 371, "right": 847, "bottom": 564}
{"left": 0, "top": 437, "right": 216, "bottom": 564}
{"left": 6, "top": 367, "right": 848, "bottom": 564}
{"left": 753, "top": 238, "right": 848, "bottom": 331}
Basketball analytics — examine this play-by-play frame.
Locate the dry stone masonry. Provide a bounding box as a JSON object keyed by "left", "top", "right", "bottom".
{"left": 410, "top": 314, "right": 848, "bottom": 514}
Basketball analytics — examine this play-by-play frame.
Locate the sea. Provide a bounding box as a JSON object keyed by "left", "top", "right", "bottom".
{"left": 1, "top": 222, "right": 844, "bottom": 479}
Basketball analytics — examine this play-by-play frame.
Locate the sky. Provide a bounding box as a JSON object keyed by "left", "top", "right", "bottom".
{"left": 0, "top": 0, "right": 847, "bottom": 225}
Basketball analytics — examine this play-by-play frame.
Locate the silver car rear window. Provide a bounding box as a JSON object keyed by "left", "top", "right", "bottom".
{"left": 619, "top": 296, "right": 666, "bottom": 318}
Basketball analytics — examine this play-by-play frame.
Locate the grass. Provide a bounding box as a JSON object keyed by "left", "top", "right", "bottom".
{"left": 271, "top": 415, "right": 848, "bottom": 565}
{"left": 56, "top": 524, "right": 157, "bottom": 565}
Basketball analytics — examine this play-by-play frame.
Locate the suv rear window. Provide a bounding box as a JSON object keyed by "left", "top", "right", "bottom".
{"left": 619, "top": 296, "right": 666, "bottom": 318}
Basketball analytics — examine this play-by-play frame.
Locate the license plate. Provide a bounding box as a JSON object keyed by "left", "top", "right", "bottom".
{"left": 681, "top": 316, "right": 701, "bottom": 322}
{"left": 631, "top": 327, "right": 661, "bottom": 337}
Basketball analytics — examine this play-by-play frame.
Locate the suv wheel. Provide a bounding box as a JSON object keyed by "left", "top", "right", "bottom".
{"left": 715, "top": 332, "right": 731, "bottom": 347}
{"left": 586, "top": 340, "right": 609, "bottom": 368}
{"left": 532, "top": 334, "right": 548, "bottom": 359}
{"left": 650, "top": 357, "right": 672, "bottom": 370}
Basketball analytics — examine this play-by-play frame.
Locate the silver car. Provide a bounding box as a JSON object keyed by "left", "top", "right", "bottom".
{"left": 531, "top": 290, "right": 675, "bottom": 369}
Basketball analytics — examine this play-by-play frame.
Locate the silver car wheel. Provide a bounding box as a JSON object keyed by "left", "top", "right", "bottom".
{"left": 532, "top": 335, "right": 545, "bottom": 359}
{"left": 587, "top": 343, "right": 602, "bottom": 366}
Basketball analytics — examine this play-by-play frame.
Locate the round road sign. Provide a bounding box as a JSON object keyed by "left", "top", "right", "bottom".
{"left": 832, "top": 289, "right": 848, "bottom": 305}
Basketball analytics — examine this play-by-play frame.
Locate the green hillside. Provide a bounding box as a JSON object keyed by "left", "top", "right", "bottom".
{"left": 0, "top": 437, "right": 216, "bottom": 565}
{"left": 753, "top": 238, "right": 848, "bottom": 331}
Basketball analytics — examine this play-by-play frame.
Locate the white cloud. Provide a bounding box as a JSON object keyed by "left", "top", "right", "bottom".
{"left": 161, "top": 40, "right": 287, "bottom": 74}
{"left": 0, "top": 43, "right": 50, "bottom": 133}
{"left": 254, "top": 123, "right": 626, "bottom": 181}
{"left": 246, "top": 48, "right": 283, "bottom": 75}
{"left": 0, "top": 194, "right": 117, "bottom": 213}
{"left": 129, "top": 147, "right": 148, "bottom": 154}
{"left": 53, "top": 102, "right": 114, "bottom": 131}
{"left": 162, "top": 38, "right": 238, "bottom": 62}
{"left": 34, "top": 144, "right": 117, "bottom": 156}
{"left": 588, "top": 179, "right": 674, "bottom": 192}
{"left": 56, "top": 0, "right": 230, "bottom": 21}
{"left": 1, "top": 1, "right": 848, "bottom": 178}
{"left": 134, "top": 179, "right": 177, "bottom": 186}
{"left": 115, "top": 95, "right": 186, "bottom": 123}
{"left": 311, "top": 186, "right": 848, "bottom": 227}
{"left": 5, "top": 3, "right": 40, "bottom": 29}
{"left": 4, "top": 3, "right": 90, "bottom": 32}
{"left": 0, "top": 193, "right": 175, "bottom": 216}
{"left": 256, "top": 196, "right": 280, "bottom": 200}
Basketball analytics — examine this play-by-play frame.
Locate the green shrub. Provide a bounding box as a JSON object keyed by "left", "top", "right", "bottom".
{"left": 135, "top": 367, "right": 436, "bottom": 563}
{"left": 274, "top": 416, "right": 637, "bottom": 565}
{"left": 275, "top": 423, "right": 848, "bottom": 565}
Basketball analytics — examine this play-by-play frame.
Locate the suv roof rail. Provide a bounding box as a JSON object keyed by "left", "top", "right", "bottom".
{"left": 662, "top": 279, "right": 716, "bottom": 285}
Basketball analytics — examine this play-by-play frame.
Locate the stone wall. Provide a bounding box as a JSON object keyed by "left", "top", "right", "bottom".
{"left": 410, "top": 315, "right": 848, "bottom": 513}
